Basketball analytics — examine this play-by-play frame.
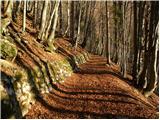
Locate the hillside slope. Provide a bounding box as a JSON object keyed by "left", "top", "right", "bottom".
{"left": 1, "top": 16, "right": 159, "bottom": 119}
{"left": 25, "top": 53, "right": 159, "bottom": 119}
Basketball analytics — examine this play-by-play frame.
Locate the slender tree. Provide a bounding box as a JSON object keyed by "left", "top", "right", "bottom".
{"left": 22, "top": 0, "right": 26, "bottom": 32}
{"left": 141, "top": 2, "right": 159, "bottom": 97}
{"left": 38, "top": 1, "right": 48, "bottom": 40}
{"left": 75, "top": 1, "right": 84, "bottom": 50}
{"left": 132, "top": 1, "right": 138, "bottom": 84}
{"left": 105, "top": 1, "right": 111, "bottom": 64}
{"left": 59, "top": 1, "right": 63, "bottom": 34}
{"left": 33, "top": 1, "right": 37, "bottom": 27}
{"left": 48, "top": 0, "right": 60, "bottom": 49}
{"left": 64, "top": 0, "right": 70, "bottom": 37}
{"left": 122, "top": 2, "right": 127, "bottom": 77}
{"left": 113, "top": 2, "right": 118, "bottom": 63}
{"left": 70, "top": 1, "right": 75, "bottom": 46}
{"left": 81, "top": 2, "right": 96, "bottom": 48}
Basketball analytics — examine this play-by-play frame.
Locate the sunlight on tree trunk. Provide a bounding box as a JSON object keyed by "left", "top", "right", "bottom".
{"left": 64, "top": 0, "right": 70, "bottom": 37}
{"left": 45, "top": 1, "right": 58, "bottom": 40}
{"left": 48, "top": 0, "right": 60, "bottom": 50}
{"left": 38, "top": 0, "right": 48, "bottom": 40}
{"left": 75, "top": 2, "right": 83, "bottom": 51}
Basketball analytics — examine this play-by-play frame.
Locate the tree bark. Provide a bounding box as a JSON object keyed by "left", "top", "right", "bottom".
{"left": 64, "top": 0, "right": 70, "bottom": 37}
{"left": 33, "top": 1, "right": 37, "bottom": 28}
{"left": 75, "top": 2, "right": 83, "bottom": 50}
{"left": 105, "top": 1, "right": 110, "bottom": 64}
{"left": 45, "top": 1, "right": 58, "bottom": 40}
{"left": 81, "top": 2, "right": 96, "bottom": 48}
{"left": 48, "top": 1, "right": 60, "bottom": 49}
{"left": 70, "top": 1, "right": 75, "bottom": 46}
{"left": 22, "top": 0, "right": 26, "bottom": 32}
{"left": 38, "top": 1, "right": 48, "bottom": 40}
{"left": 143, "top": 2, "right": 159, "bottom": 97}
{"left": 113, "top": 2, "right": 118, "bottom": 63}
{"left": 122, "top": 2, "right": 127, "bottom": 78}
{"left": 59, "top": 1, "right": 63, "bottom": 34}
{"left": 2, "top": 0, "right": 13, "bottom": 19}
{"left": 132, "top": 1, "right": 138, "bottom": 84}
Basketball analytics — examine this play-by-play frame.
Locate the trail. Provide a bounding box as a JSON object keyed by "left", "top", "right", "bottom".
{"left": 2, "top": 18, "right": 158, "bottom": 119}
{"left": 25, "top": 54, "right": 158, "bottom": 119}
{"left": 1, "top": 6, "right": 159, "bottom": 119}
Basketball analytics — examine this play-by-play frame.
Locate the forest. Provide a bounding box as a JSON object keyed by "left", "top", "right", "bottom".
{"left": 0, "top": 0, "right": 159, "bottom": 119}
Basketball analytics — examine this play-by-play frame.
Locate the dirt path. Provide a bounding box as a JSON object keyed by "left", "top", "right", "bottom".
{"left": 25, "top": 55, "right": 158, "bottom": 119}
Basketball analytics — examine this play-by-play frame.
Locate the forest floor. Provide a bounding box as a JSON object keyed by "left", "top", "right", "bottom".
{"left": 5, "top": 16, "right": 159, "bottom": 119}
{"left": 25, "top": 55, "right": 159, "bottom": 119}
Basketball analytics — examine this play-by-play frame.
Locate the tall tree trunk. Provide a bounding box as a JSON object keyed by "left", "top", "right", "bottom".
{"left": 38, "top": 1, "right": 48, "bottom": 40}
{"left": 113, "top": 2, "right": 118, "bottom": 63}
{"left": 137, "top": 2, "right": 145, "bottom": 72}
{"left": 1, "top": 0, "right": 13, "bottom": 33}
{"left": 59, "top": 1, "right": 63, "bottom": 34}
{"left": 48, "top": 0, "right": 60, "bottom": 49}
{"left": 81, "top": 2, "right": 96, "bottom": 48}
{"left": 143, "top": 2, "right": 159, "bottom": 97}
{"left": 12, "top": 1, "right": 20, "bottom": 21}
{"left": 132, "top": 2, "right": 138, "bottom": 84}
{"left": 75, "top": 2, "right": 83, "bottom": 50}
{"left": 122, "top": 2, "right": 127, "bottom": 78}
{"left": 22, "top": 0, "right": 26, "bottom": 32}
{"left": 70, "top": 1, "right": 75, "bottom": 46}
{"left": 45, "top": 1, "right": 58, "bottom": 40}
{"left": 105, "top": 1, "right": 110, "bottom": 64}
{"left": 81, "top": 2, "right": 90, "bottom": 48}
{"left": 137, "top": 3, "right": 149, "bottom": 90}
{"left": 117, "top": 3, "right": 122, "bottom": 65}
{"left": 143, "top": 34, "right": 158, "bottom": 97}
{"left": 33, "top": 1, "right": 37, "bottom": 28}
{"left": 64, "top": 0, "right": 70, "bottom": 37}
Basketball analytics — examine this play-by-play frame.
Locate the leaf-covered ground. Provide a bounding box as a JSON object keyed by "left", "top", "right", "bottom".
{"left": 3, "top": 14, "right": 158, "bottom": 119}
{"left": 25, "top": 54, "right": 158, "bottom": 119}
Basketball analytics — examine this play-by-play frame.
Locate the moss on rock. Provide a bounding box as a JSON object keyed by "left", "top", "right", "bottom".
{"left": 0, "top": 39, "right": 17, "bottom": 61}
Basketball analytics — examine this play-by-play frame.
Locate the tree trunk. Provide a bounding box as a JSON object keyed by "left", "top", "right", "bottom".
{"left": 64, "top": 0, "right": 70, "bottom": 37}
{"left": 12, "top": 1, "right": 21, "bottom": 21}
{"left": 143, "top": 37, "right": 158, "bottom": 97}
{"left": 70, "top": 1, "right": 75, "bottom": 46}
{"left": 33, "top": 1, "right": 37, "bottom": 28}
{"left": 22, "top": 0, "right": 26, "bottom": 32}
{"left": 113, "top": 2, "right": 118, "bottom": 63}
{"left": 38, "top": 1, "right": 48, "bottom": 40}
{"left": 1, "top": 0, "right": 13, "bottom": 34}
{"left": 105, "top": 1, "right": 110, "bottom": 64}
{"left": 2, "top": 0, "right": 13, "bottom": 19}
{"left": 81, "top": 2, "right": 90, "bottom": 48}
{"left": 81, "top": 2, "right": 96, "bottom": 48}
{"left": 137, "top": 3, "right": 149, "bottom": 90}
{"left": 137, "top": 2, "right": 145, "bottom": 72}
{"left": 122, "top": 2, "right": 127, "bottom": 78}
{"left": 143, "top": 2, "right": 159, "bottom": 97}
{"left": 48, "top": 1, "right": 60, "bottom": 49}
{"left": 132, "top": 2, "right": 138, "bottom": 84}
{"left": 75, "top": 2, "right": 83, "bottom": 50}
{"left": 59, "top": 1, "right": 63, "bottom": 34}
{"left": 45, "top": 1, "right": 58, "bottom": 40}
